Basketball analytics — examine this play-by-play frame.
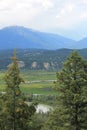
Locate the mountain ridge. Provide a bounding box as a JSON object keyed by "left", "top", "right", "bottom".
{"left": 0, "top": 26, "right": 76, "bottom": 50}
{"left": 0, "top": 26, "right": 87, "bottom": 49}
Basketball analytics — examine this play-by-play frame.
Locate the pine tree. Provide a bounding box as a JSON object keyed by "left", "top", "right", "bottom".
{"left": 42, "top": 51, "right": 87, "bottom": 130}
{"left": 55, "top": 51, "right": 87, "bottom": 130}
{"left": 3, "top": 51, "right": 36, "bottom": 130}
{"left": 0, "top": 94, "right": 6, "bottom": 129}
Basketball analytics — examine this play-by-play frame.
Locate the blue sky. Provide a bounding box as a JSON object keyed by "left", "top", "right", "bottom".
{"left": 0, "top": 0, "right": 87, "bottom": 40}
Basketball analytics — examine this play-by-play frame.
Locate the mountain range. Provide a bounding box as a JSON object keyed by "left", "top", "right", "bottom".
{"left": 0, "top": 26, "right": 87, "bottom": 50}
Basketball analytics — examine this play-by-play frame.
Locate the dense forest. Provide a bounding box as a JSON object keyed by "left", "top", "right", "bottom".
{"left": 0, "top": 48, "right": 87, "bottom": 70}
{"left": 0, "top": 50, "right": 87, "bottom": 129}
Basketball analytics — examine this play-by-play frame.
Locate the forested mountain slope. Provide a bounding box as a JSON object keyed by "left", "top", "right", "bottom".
{"left": 0, "top": 48, "right": 87, "bottom": 70}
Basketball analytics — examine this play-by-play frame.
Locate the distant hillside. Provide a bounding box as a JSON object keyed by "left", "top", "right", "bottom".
{"left": 75, "top": 38, "right": 87, "bottom": 49}
{"left": 0, "top": 26, "right": 76, "bottom": 50}
{"left": 0, "top": 48, "right": 87, "bottom": 71}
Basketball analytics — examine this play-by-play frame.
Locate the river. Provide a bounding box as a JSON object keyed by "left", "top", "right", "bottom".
{"left": 36, "top": 104, "right": 52, "bottom": 113}
{"left": 25, "top": 101, "right": 53, "bottom": 113}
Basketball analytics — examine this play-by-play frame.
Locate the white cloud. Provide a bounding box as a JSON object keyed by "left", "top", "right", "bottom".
{"left": 41, "top": 0, "right": 54, "bottom": 10}
{"left": 56, "top": 3, "right": 74, "bottom": 18}
{"left": 0, "top": 0, "right": 54, "bottom": 11}
{"left": 0, "top": 0, "right": 16, "bottom": 10}
{"left": 55, "top": 3, "right": 76, "bottom": 28}
{"left": 0, "top": 0, "right": 54, "bottom": 28}
{"left": 0, "top": 0, "right": 87, "bottom": 37}
{"left": 81, "top": 0, "right": 87, "bottom": 4}
{"left": 54, "top": 0, "right": 87, "bottom": 29}
{"left": 80, "top": 13, "right": 87, "bottom": 19}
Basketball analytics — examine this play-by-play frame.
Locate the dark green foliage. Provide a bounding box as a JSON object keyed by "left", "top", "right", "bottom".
{"left": 0, "top": 51, "right": 36, "bottom": 130}
{"left": 55, "top": 51, "right": 87, "bottom": 130}
{"left": 41, "top": 108, "right": 68, "bottom": 130}
{"left": 42, "top": 51, "right": 87, "bottom": 130}
{"left": 28, "top": 113, "right": 48, "bottom": 130}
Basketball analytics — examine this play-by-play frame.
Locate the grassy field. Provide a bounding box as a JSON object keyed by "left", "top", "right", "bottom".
{"left": 21, "top": 70, "right": 56, "bottom": 81}
{"left": 0, "top": 70, "right": 57, "bottom": 95}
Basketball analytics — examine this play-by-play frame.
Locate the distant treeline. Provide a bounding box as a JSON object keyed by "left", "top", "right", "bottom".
{"left": 0, "top": 48, "right": 87, "bottom": 70}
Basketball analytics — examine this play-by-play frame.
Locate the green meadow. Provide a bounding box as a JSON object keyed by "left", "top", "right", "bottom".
{"left": 0, "top": 70, "right": 57, "bottom": 95}
{"left": 21, "top": 70, "right": 56, "bottom": 81}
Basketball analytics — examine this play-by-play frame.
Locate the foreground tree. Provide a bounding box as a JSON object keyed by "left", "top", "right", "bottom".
{"left": 42, "top": 51, "right": 87, "bottom": 130}
{"left": 56, "top": 51, "right": 87, "bottom": 130}
{"left": 2, "top": 51, "right": 35, "bottom": 130}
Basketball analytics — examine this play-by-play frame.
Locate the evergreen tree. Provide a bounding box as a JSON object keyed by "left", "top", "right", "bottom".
{"left": 2, "top": 51, "right": 36, "bottom": 130}
{"left": 56, "top": 51, "right": 87, "bottom": 130}
{"left": 0, "top": 93, "right": 6, "bottom": 129}
{"left": 41, "top": 108, "right": 66, "bottom": 130}
{"left": 42, "top": 51, "right": 87, "bottom": 130}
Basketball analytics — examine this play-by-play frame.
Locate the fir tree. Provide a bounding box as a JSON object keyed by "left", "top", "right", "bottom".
{"left": 55, "top": 51, "right": 87, "bottom": 130}
{"left": 42, "top": 51, "right": 87, "bottom": 130}
{"left": 3, "top": 51, "right": 36, "bottom": 130}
